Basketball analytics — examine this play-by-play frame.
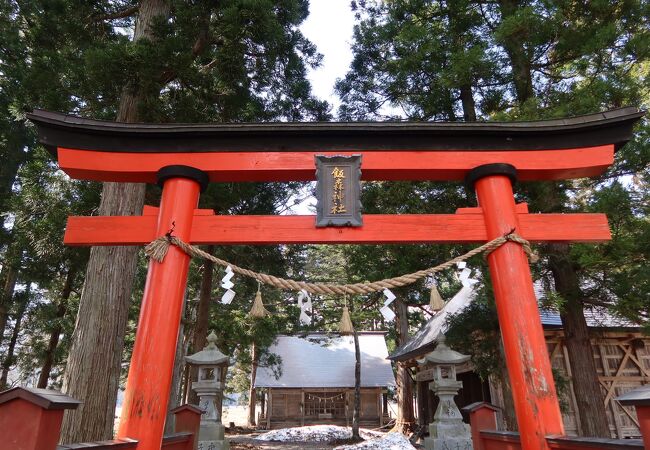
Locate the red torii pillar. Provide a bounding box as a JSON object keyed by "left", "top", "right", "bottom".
{"left": 467, "top": 164, "right": 564, "bottom": 448}
{"left": 116, "top": 167, "right": 207, "bottom": 446}
{"left": 26, "top": 108, "right": 642, "bottom": 450}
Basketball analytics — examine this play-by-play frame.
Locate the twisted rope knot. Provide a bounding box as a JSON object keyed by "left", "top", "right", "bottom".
{"left": 505, "top": 233, "right": 539, "bottom": 263}
{"left": 144, "top": 230, "right": 538, "bottom": 295}
{"left": 483, "top": 232, "right": 539, "bottom": 263}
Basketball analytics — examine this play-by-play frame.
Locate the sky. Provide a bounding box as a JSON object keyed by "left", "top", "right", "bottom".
{"left": 300, "top": 0, "right": 356, "bottom": 112}
{"left": 284, "top": 1, "right": 357, "bottom": 215}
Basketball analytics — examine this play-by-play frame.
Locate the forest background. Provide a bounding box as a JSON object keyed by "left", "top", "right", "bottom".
{"left": 0, "top": 0, "right": 648, "bottom": 443}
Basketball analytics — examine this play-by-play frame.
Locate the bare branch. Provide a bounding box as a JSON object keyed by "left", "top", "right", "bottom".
{"left": 90, "top": 6, "right": 139, "bottom": 22}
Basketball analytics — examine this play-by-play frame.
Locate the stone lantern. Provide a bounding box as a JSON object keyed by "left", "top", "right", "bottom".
{"left": 185, "top": 331, "right": 231, "bottom": 450}
{"left": 420, "top": 334, "right": 473, "bottom": 450}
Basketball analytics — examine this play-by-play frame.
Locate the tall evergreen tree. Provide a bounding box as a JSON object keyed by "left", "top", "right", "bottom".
{"left": 4, "top": 0, "right": 328, "bottom": 443}
{"left": 0, "top": 0, "right": 109, "bottom": 383}
{"left": 338, "top": 0, "right": 649, "bottom": 437}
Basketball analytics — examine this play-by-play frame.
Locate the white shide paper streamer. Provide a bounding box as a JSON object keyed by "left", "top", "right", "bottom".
{"left": 297, "top": 289, "right": 312, "bottom": 325}
{"left": 380, "top": 288, "right": 396, "bottom": 322}
{"left": 220, "top": 266, "right": 236, "bottom": 304}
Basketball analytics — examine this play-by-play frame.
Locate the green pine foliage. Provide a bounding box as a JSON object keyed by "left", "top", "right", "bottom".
{"left": 0, "top": 0, "right": 329, "bottom": 391}
{"left": 0, "top": 0, "right": 647, "bottom": 423}
{"left": 338, "top": 0, "right": 650, "bottom": 383}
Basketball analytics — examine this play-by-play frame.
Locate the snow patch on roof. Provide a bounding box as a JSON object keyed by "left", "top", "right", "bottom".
{"left": 254, "top": 333, "right": 396, "bottom": 388}
{"left": 389, "top": 286, "right": 476, "bottom": 361}
{"left": 390, "top": 282, "right": 640, "bottom": 361}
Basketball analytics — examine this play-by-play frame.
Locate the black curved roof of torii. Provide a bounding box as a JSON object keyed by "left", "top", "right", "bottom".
{"left": 27, "top": 107, "right": 644, "bottom": 155}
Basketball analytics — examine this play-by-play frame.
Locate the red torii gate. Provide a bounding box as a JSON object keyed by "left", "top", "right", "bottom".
{"left": 28, "top": 108, "right": 643, "bottom": 450}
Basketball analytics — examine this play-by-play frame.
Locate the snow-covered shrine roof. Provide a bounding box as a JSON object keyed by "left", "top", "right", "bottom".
{"left": 390, "top": 284, "right": 639, "bottom": 362}
{"left": 254, "top": 332, "right": 396, "bottom": 389}
{"left": 390, "top": 286, "right": 477, "bottom": 362}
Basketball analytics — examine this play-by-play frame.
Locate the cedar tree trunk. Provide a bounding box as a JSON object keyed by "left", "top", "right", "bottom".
{"left": 0, "top": 287, "right": 29, "bottom": 388}
{"left": 548, "top": 243, "right": 611, "bottom": 437}
{"left": 497, "top": 341, "right": 519, "bottom": 430}
{"left": 352, "top": 329, "right": 361, "bottom": 439}
{"left": 0, "top": 248, "right": 18, "bottom": 344}
{"left": 37, "top": 267, "right": 76, "bottom": 388}
{"left": 393, "top": 298, "right": 415, "bottom": 433}
{"left": 59, "top": 0, "right": 170, "bottom": 443}
{"left": 248, "top": 341, "right": 258, "bottom": 427}
{"left": 165, "top": 317, "right": 188, "bottom": 434}
{"left": 459, "top": 84, "right": 477, "bottom": 122}
{"left": 497, "top": 0, "right": 535, "bottom": 103}
{"left": 188, "top": 248, "right": 214, "bottom": 406}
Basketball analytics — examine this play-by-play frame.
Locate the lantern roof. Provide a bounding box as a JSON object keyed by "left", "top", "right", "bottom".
{"left": 422, "top": 335, "right": 471, "bottom": 365}
{"left": 185, "top": 331, "right": 230, "bottom": 366}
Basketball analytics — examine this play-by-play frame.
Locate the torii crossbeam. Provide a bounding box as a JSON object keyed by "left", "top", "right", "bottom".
{"left": 28, "top": 107, "right": 643, "bottom": 450}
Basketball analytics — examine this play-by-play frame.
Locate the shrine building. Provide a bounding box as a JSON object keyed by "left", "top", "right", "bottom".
{"left": 254, "top": 332, "right": 395, "bottom": 429}
{"left": 390, "top": 285, "right": 649, "bottom": 439}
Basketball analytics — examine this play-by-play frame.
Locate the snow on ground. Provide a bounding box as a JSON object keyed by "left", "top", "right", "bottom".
{"left": 223, "top": 405, "right": 249, "bottom": 427}
{"left": 255, "top": 425, "right": 383, "bottom": 443}
{"left": 334, "top": 432, "right": 416, "bottom": 450}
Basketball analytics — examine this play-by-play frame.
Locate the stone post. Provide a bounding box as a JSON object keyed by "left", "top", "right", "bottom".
{"left": 421, "top": 335, "right": 473, "bottom": 450}
{"left": 185, "top": 331, "right": 231, "bottom": 450}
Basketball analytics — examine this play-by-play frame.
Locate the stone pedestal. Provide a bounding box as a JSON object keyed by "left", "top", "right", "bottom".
{"left": 186, "top": 332, "right": 232, "bottom": 450}
{"left": 197, "top": 422, "right": 229, "bottom": 450}
{"left": 424, "top": 378, "right": 473, "bottom": 449}
{"left": 195, "top": 382, "right": 230, "bottom": 450}
{"left": 420, "top": 335, "right": 474, "bottom": 450}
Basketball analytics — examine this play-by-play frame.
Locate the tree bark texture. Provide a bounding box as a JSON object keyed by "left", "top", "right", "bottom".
{"left": 0, "top": 121, "right": 27, "bottom": 221}
{"left": 459, "top": 84, "right": 477, "bottom": 122}
{"left": 0, "top": 262, "right": 17, "bottom": 346}
{"left": 38, "top": 267, "right": 76, "bottom": 388}
{"left": 352, "top": 329, "right": 361, "bottom": 439}
{"left": 416, "top": 381, "right": 428, "bottom": 428}
{"left": 446, "top": 4, "right": 477, "bottom": 123}
{"left": 218, "top": 365, "right": 227, "bottom": 418}
{"left": 496, "top": 342, "right": 519, "bottom": 431}
{"left": 0, "top": 286, "right": 28, "bottom": 388}
{"left": 59, "top": 183, "right": 146, "bottom": 443}
{"left": 189, "top": 248, "right": 214, "bottom": 406}
{"left": 548, "top": 243, "right": 611, "bottom": 437}
{"left": 165, "top": 315, "right": 188, "bottom": 434}
{"left": 393, "top": 298, "right": 415, "bottom": 433}
{"left": 59, "top": 0, "right": 170, "bottom": 443}
{"left": 248, "top": 342, "right": 258, "bottom": 427}
{"left": 497, "top": 0, "right": 535, "bottom": 104}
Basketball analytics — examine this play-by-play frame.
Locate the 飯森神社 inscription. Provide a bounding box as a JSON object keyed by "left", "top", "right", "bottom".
{"left": 315, "top": 155, "right": 362, "bottom": 227}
